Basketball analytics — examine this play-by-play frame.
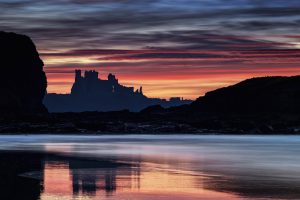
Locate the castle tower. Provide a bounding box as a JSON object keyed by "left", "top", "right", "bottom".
{"left": 75, "top": 69, "right": 82, "bottom": 82}
{"left": 84, "top": 70, "right": 98, "bottom": 81}
{"left": 108, "top": 73, "right": 118, "bottom": 84}
{"left": 139, "top": 86, "right": 143, "bottom": 95}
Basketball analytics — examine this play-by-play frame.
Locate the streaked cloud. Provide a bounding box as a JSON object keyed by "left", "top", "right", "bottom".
{"left": 1, "top": 0, "right": 300, "bottom": 99}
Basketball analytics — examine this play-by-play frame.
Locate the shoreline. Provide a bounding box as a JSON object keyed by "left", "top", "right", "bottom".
{"left": 1, "top": 111, "right": 300, "bottom": 135}
{"left": 0, "top": 132, "right": 299, "bottom": 136}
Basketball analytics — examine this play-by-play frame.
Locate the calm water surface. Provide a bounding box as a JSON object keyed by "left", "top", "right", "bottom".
{"left": 0, "top": 134, "right": 300, "bottom": 200}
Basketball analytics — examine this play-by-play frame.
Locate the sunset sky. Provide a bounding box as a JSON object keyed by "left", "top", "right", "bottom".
{"left": 2, "top": 0, "right": 300, "bottom": 99}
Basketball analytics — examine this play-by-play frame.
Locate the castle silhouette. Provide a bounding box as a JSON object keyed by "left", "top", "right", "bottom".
{"left": 72, "top": 70, "right": 144, "bottom": 98}
{"left": 44, "top": 70, "right": 192, "bottom": 112}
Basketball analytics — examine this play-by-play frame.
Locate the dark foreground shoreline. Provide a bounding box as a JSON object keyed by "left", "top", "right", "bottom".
{"left": 0, "top": 150, "right": 130, "bottom": 200}
{"left": 1, "top": 111, "right": 300, "bottom": 134}
{"left": 0, "top": 151, "right": 44, "bottom": 200}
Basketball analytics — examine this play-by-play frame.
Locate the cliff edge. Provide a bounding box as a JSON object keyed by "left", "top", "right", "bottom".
{"left": 0, "top": 31, "right": 47, "bottom": 114}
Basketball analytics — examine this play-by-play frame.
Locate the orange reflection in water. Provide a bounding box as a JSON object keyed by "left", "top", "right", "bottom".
{"left": 43, "top": 161, "right": 72, "bottom": 197}
{"left": 41, "top": 159, "right": 241, "bottom": 200}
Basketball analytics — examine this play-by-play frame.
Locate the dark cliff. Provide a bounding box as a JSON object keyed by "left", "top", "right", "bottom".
{"left": 0, "top": 31, "right": 47, "bottom": 114}
{"left": 190, "top": 76, "right": 300, "bottom": 114}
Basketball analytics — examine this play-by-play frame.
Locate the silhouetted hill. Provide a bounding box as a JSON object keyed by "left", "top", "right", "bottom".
{"left": 0, "top": 31, "right": 47, "bottom": 114}
{"left": 190, "top": 76, "right": 300, "bottom": 114}
{"left": 140, "top": 105, "right": 165, "bottom": 114}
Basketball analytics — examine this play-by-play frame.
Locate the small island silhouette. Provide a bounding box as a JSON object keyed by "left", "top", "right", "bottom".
{"left": 44, "top": 69, "right": 192, "bottom": 112}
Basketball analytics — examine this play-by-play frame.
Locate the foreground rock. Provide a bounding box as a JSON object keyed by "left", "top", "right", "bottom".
{"left": 0, "top": 31, "right": 47, "bottom": 115}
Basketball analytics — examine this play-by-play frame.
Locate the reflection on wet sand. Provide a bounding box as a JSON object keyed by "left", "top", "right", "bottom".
{"left": 40, "top": 157, "right": 239, "bottom": 200}
{"left": 38, "top": 154, "right": 300, "bottom": 200}
{"left": 43, "top": 162, "right": 72, "bottom": 196}
{"left": 2, "top": 135, "right": 300, "bottom": 200}
{"left": 203, "top": 168, "right": 300, "bottom": 200}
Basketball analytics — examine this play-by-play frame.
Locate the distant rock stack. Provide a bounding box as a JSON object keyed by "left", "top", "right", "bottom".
{"left": 0, "top": 31, "right": 47, "bottom": 114}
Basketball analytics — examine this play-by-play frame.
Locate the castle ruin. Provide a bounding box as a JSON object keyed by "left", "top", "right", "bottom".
{"left": 71, "top": 70, "right": 143, "bottom": 97}
{"left": 44, "top": 70, "right": 192, "bottom": 112}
